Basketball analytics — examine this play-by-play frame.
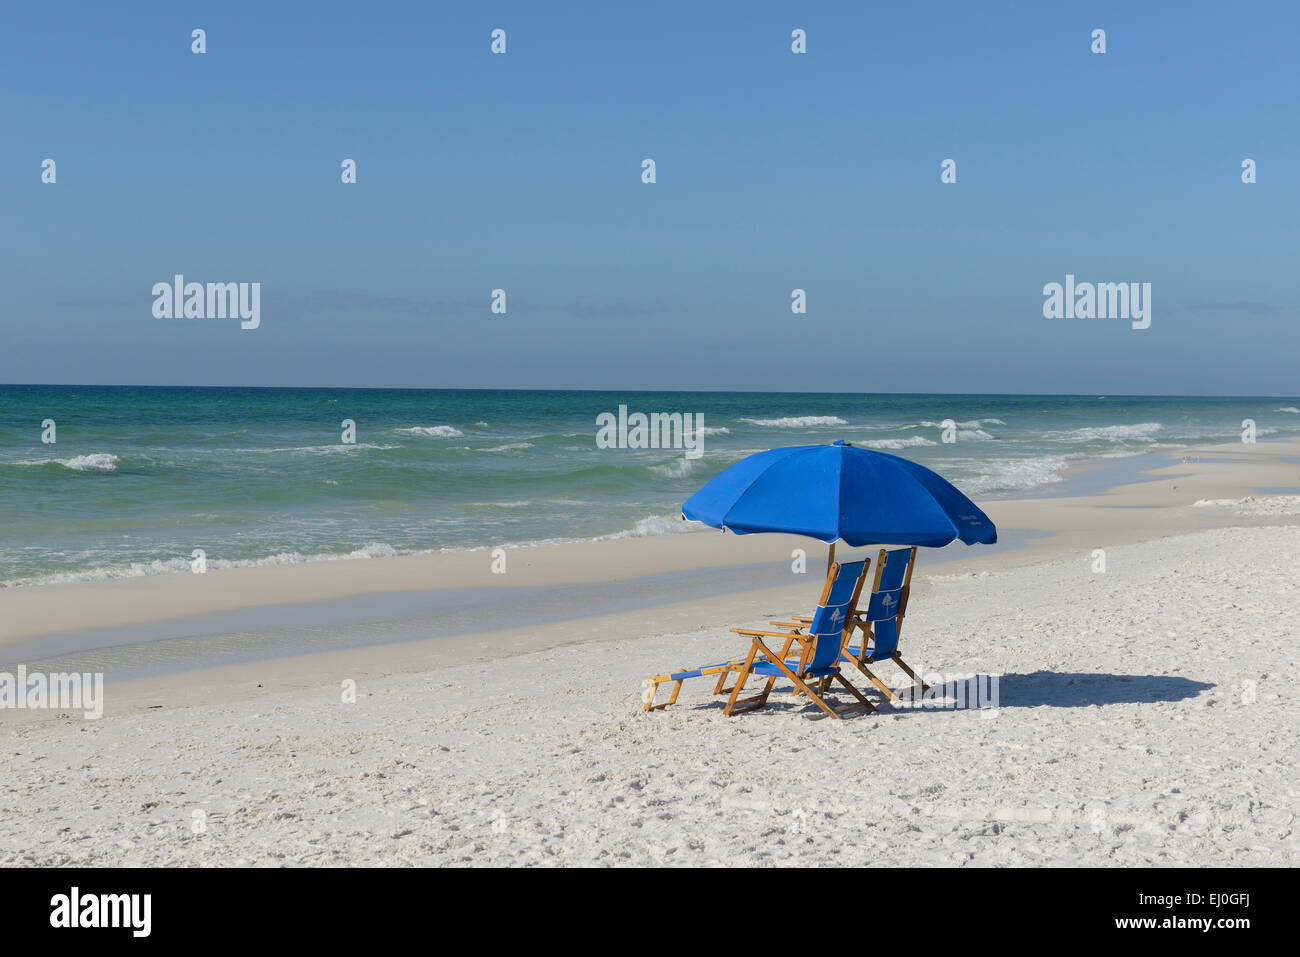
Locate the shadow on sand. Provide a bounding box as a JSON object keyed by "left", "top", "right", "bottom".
{"left": 982, "top": 671, "right": 1214, "bottom": 708}
{"left": 681, "top": 671, "right": 1214, "bottom": 716}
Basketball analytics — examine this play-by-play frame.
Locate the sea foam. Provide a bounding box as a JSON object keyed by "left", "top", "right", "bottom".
{"left": 12, "top": 453, "right": 120, "bottom": 471}
{"left": 738, "top": 416, "right": 848, "bottom": 428}
{"left": 863, "top": 436, "right": 940, "bottom": 450}
{"left": 395, "top": 426, "right": 465, "bottom": 438}
{"left": 1047, "top": 422, "right": 1164, "bottom": 443}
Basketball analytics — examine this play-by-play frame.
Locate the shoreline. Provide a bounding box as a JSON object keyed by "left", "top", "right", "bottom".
{"left": 2, "top": 437, "right": 1299, "bottom": 723}
{"left": 5, "top": 433, "right": 1296, "bottom": 595}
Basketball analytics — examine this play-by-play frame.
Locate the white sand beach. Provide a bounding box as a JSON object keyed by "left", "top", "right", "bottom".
{"left": 2, "top": 440, "right": 1299, "bottom": 866}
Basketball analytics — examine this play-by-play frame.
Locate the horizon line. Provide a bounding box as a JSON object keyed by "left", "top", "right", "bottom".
{"left": 1, "top": 382, "right": 1298, "bottom": 401}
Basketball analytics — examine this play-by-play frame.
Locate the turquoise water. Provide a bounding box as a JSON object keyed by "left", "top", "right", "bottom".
{"left": 1, "top": 386, "right": 1296, "bottom": 586}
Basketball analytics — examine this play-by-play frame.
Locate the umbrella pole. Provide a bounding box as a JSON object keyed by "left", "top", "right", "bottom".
{"left": 827, "top": 542, "right": 836, "bottom": 574}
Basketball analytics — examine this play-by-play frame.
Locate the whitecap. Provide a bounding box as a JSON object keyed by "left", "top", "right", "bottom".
{"left": 959, "top": 455, "right": 1070, "bottom": 495}
{"left": 738, "top": 416, "right": 848, "bottom": 428}
{"left": 649, "top": 457, "right": 699, "bottom": 477}
{"left": 395, "top": 426, "right": 464, "bottom": 438}
{"left": 480, "top": 442, "right": 534, "bottom": 452}
{"left": 1045, "top": 422, "right": 1163, "bottom": 443}
{"left": 862, "top": 436, "right": 940, "bottom": 450}
{"left": 11, "top": 453, "right": 119, "bottom": 471}
{"left": 607, "top": 514, "right": 697, "bottom": 538}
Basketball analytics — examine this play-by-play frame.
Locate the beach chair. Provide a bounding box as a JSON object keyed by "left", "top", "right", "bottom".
{"left": 642, "top": 559, "right": 874, "bottom": 718}
{"left": 840, "top": 547, "right": 930, "bottom": 702}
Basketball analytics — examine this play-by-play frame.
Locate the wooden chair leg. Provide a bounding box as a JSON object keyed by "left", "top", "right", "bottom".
{"left": 787, "top": 676, "right": 840, "bottom": 718}
{"left": 723, "top": 641, "right": 878, "bottom": 720}
{"left": 828, "top": 672, "right": 875, "bottom": 716}
{"left": 664, "top": 680, "right": 682, "bottom": 708}
{"left": 733, "top": 676, "right": 778, "bottom": 712}
{"left": 760, "top": 655, "right": 844, "bottom": 719}
{"left": 643, "top": 678, "right": 685, "bottom": 712}
{"left": 713, "top": 669, "right": 731, "bottom": 695}
{"left": 893, "top": 655, "right": 930, "bottom": 693}
{"left": 724, "top": 643, "right": 763, "bottom": 716}
{"left": 715, "top": 660, "right": 752, "bottom": 696}
{"left": 727, "top": 642, "right": 817, "bottom": 716}
{"left": 858, "top": 663, "right": 901, "bottom": 703}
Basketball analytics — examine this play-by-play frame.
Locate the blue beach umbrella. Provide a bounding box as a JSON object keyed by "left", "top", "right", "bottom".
{"left": 682, "top": 440, "right": 996, "bottom": 550}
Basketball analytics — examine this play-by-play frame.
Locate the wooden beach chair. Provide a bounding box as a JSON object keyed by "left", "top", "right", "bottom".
{"left": 840, "top": 547, "right": 930, "bottom": 703}
{"left": 642, "top": 559, "right": 874, "bottom": 718}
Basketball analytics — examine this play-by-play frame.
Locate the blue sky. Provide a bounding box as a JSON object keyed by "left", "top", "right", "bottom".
{"left": 2, "top": 1, "right": 1297, "bottom": 393}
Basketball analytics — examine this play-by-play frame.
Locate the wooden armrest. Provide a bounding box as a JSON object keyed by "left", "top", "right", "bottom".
{"left": 730, "top": 628, "right": 805, "bottom": 640}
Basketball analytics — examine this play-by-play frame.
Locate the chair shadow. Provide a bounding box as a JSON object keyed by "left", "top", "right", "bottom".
{"left": 980, "top": 671, "right": 1214, "bottom": 708}
{"left": 874, "top": 671, "right": 1215, "bottom": 714}
{"left": 682, "top": 671, "right": 1214, "bottom": 716}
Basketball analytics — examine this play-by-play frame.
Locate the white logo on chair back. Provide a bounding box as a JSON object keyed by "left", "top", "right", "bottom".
{"left": 882, "top": 593, "right": 896, "bottom": 610}
{"left": 830, "top": 607, "right": 844, "bottom": 626}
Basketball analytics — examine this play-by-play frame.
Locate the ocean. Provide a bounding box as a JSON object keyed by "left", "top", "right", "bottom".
{"left": 1, "top": 386, "right": 1297, "bottom": 587}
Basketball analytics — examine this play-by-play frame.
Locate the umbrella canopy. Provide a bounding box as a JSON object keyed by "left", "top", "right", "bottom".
{"left": 682, "top": 440, "right": 996, "bottom": 548}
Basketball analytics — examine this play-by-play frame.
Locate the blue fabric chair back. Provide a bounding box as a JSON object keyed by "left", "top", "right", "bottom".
{"left": 862, "top": 548, "right": 914, "bottom": 658}
{"left": 806, "top": 559, "right": 866, "bottom": 670}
